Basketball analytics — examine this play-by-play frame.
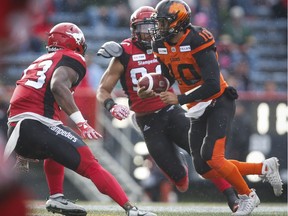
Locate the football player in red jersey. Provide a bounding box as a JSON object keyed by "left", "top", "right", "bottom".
{"left": 150, "top": 0, "right": 283, "bottom": 215}
{"left": 4, "top": 22, "right": 156, "bottom": 216}
{"left": 97, "top": 6, "right": 240, "bottom": 212}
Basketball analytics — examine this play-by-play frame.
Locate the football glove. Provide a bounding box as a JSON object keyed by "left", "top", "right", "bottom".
{"left": 76, "top": 121, "right": 102, "bottom": 140}
{"left": 110, "top": 104, "right": 130, "bottom": 120}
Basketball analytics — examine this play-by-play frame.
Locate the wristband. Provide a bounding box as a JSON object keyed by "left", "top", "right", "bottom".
{"left": 104, "top": 98, "right": 116, "bottom": 111}
{"left": 70, "top": 111, "right": 85, "bottom": 124}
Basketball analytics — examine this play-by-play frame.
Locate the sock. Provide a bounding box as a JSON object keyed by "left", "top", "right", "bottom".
{"left": 122, "top": 202, "right": 135, "bottom": 211}
{"left": 76, "top": 146, "right": 129, "bottom": 206}
{"left": 202, "top": 169, "right": 221, "bottom": 179}
{"left": 223, "top": 187, "right": 239, "bottom": 212}
{"left": 49, "top": 193, "right": 64, "bottom": 199}
{"left": 207, "top": 137, "right": 251, "bottom": 195}
{"left": 229, "top": 160, "right": 263, "bottom": 175}
{"left": 208, "top": 160, "right": 251, "bottom": 195}
{"left": 202, "top": 171, "right": 238, "bottom": 212}
{"left": 210, "top": 178, "right": 232, "bottom": 192}
{"left": 44, "top": 159, "right": 64, "bottom": 195}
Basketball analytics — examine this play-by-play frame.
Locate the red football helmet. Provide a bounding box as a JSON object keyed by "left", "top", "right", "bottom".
{"left": 46, "top": 22, "right": 87, "bottom": 56}
{"left": 130, "top": 6, "right": 156, "bottom": 49}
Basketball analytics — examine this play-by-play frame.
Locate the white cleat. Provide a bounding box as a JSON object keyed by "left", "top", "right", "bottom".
{"left": 232, "top": 189, "right": 260, "bottom": 216}
{"left": 126, "top": 206, "right": 157, "bottom": 216}
{"left": 46, "top": 194, "right": 87, "bottom": 216}
{"left": 261, "top": 157, "right": 283, "bottom": 196}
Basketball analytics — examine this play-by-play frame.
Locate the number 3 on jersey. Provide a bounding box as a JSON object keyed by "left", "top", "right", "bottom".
{"left": 22, "top": 60, "right": 53, "bottom": 89}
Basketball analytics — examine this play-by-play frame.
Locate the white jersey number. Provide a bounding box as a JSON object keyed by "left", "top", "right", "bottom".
{"left": 22, "top": 60, "right": 53, "bottom": 89}
{"left": 130, "top": 65, "right": 161, "bottom": 91}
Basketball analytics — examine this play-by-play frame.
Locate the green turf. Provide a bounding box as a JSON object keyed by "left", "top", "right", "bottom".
{"left": 28, "top": 201, "right": 288, "bottom": 216}
{"left": 28, "top": 210, "right": 288, "bottom": 216}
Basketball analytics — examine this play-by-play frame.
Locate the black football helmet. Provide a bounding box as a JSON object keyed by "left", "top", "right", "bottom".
{"left": 151, "top": 0, "right": 191, "bottom": 41}
{"left": 130, "top": 6, "right": 156, "bottom": 49}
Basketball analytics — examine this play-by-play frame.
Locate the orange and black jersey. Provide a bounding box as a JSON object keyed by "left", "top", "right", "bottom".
{"left": 152, "top": 25, "right": 228, "bottom": 109}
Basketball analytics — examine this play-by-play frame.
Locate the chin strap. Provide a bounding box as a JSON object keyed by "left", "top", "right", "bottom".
{"left": 97, "top": 41, "right": 123, "bottom": 58}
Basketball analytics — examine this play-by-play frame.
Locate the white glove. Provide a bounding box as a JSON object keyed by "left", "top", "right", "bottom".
{"left": 76, "top": 121, "right": 102, "bottom": 140}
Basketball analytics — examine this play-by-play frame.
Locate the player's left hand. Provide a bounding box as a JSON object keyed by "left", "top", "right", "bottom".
{"left": 76, "top": 121, "right": 102, "bottom": 140}
{"left": 137, "top": 86, "right": 156, "bottom": 99}
{"left": 159, "top": 91, "right": 179, "bottom": 104}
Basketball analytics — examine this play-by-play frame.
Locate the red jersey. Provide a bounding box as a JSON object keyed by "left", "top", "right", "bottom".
{"left": 9, "top": 49, "right": 86, "bottom": 120}
{"left": 118, "top": 38, "right": 173, "bottom": 113}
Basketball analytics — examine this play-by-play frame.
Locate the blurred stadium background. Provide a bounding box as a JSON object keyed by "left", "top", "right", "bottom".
{"left": 0, "top": 0, "right": 287, "bottom": 206}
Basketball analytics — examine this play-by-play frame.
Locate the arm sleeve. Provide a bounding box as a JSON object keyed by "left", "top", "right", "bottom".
{"left": 57, "top": 55, "right": 86, "bottom": 86}
{"left": 177, "top": 47, "right": 220, "bottom": 105}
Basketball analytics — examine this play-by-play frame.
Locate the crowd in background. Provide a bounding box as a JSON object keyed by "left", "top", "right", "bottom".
{"left": 1, "top": 0, "right": 286, "bottom": 87}
{"left": 0, "top": 0, "right": 286, "bottom": 138}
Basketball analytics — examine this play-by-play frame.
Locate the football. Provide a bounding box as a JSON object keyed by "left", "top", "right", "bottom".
{"left": 138, "top": 73, "right": 169, "bottom": 93}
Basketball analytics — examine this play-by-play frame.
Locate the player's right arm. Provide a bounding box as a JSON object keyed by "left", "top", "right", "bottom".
{"left": 97, "top": 57, "right": 123, "bottom": 104}
{"left": 51, "top": 65, "right": 79, "bottom": 116}
{"left": 51, "top": 65, "right": 102, "bottom": 139}
{"left": 97, "top": 58, "right": 129, "bottom": 120}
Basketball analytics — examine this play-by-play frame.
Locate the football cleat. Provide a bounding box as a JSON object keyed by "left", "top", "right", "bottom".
{"left": 46, "top": 194, "right": 87, "bottom": 216}
{"left": 175, "top": 151, "right": 189, "bottom": 192}
{"left": 260, "top": 157, "right": 283, "bottom": 196}
{"left": 232, "top": 189, "right": 260, "bottom": 216}
{"left": 126, "top": 207, "right": 157, "bottom": 216}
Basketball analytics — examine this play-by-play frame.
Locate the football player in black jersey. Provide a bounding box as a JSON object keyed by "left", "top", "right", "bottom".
{"left": 150, "top": 1, "right": 283, "bottom": 215}
{"left": 97, "top": 5, "right": 239, "bottom": 212}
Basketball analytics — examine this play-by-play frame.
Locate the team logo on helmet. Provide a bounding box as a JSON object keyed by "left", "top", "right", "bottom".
{"left": 47, "top": 22, "right": 87, "bottom": 56}
{"left": 169, "top": 2, "right": 186, "bottom": 14}
{"left": 66, "top": 32, "right": 84, "bottom": 45}
{"left": 150, "top": 0, "right": 191, "bottom": 41}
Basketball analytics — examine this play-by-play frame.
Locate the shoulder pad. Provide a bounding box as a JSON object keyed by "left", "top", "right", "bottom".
{"left": 97, "top": 41, "right": 123, "bottom": 58}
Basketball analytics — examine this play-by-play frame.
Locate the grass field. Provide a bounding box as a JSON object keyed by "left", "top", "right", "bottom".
{"left": 28, "top": 201, "right": 288, "bottom": 216}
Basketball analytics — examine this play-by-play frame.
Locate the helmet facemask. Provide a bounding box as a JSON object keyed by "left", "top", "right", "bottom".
{"left": 132, "top": 21, "right": 154, "bottom": 49}
{"left": 151, "top": 0, "right": 191, "bottom": 42}
{"left": 150, "top": 16, "right": 175, "bottom": 42}
{"left": 130, "top": 6, "right": 156, "bottom": 50}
